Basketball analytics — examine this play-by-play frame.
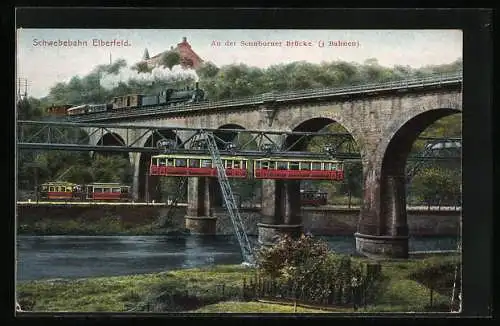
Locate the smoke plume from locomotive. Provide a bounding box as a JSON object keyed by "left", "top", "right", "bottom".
{"left": 100, "top": 64, "right": 199, "bottom": 89}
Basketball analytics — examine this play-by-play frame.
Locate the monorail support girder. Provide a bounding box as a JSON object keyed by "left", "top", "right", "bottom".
{"left": 17, "top": 120, "right": 461, "bottom": 162}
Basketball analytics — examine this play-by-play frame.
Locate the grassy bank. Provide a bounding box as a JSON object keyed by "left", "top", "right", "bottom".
{"left": 17, "top": 254, "right": 460, "bottom": 313}
{"left": 17, "top": 216, "right": 187, "bottom": 236}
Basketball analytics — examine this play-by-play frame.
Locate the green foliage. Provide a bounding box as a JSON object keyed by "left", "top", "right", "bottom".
{"left": 38, "top": 56, "right": 462, "bottom": 107}
{"left": 132, "top": 61, "right": 153, "bottom": 74}
{"left": 411, "top": 167, "right": 461, "bottom": 204}
{"left": 409, "top": 256, "right": 461, "bottom": 294}
{"left": 101, "top": 59, "right": 128, "bottom": 75}
{"left": 255, "top": 235, "right": 373, "bottom": 304}
{"left": 17, "top": 97, "right": 45, "bottom": 120}
{"left": 420, "top": 114, "right": 462, "bottom": 138}
{"left": 340, "top": 162, "right": 363, "bottom": 199}
{"left": 256, "top": 234, "right": 331, "bottom": 278}
{"left": 158, "top": 177, "right": 186, "bottom": 202}
{"left": 18, "top": 151, "right": 132, "bottom": 191}
{"left": 306, "top": 123, "right": 363, "bottom": 200}
{"left": 196, "top": 61, "right": 220, "bottom": 79}
{"left": 193, "top": 301, "right": 330, "bottom": 313}
{"left": 160, "top": 51, "right": 181, "bottom": 69}
{"left": 17, "top": 255, "right": 459, "bottom": 312}
{"left": 91, "top": 154, "right": 133, "bottom": 184}
{"left": 198, "top": 58, "right": 461, "bottom": 100}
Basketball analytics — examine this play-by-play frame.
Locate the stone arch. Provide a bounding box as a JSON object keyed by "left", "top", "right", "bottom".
{"left": 208, "top": 124, "right": 251, "bottom": 207}
{"left": 96, "top": 132, "right": 126, "bottom": 146}
{"left": 136, "top": 129, "right": 184, "bottom": 202}
{"left": 94, "top": 132, "right": 129, "bottom": 160}
{"left": 377, "top": 108, "right": 462, "bottom": 234}
{"left": 285, "top": 117, "right": 361, "bottom": 152}
{"left": 375, "top": 107, "right": 462, "bottom": 177}
{"left": 356, "top": 106, "right": 462, "bottom": 257}
{"left": 283, "top": 117, "right": 362, "bottom": 212}
{"left": 214, "top": 123, "right": 246, "bottom": 149}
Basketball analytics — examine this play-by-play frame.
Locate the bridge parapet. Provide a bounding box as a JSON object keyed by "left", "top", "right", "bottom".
{"left": 64, "top": 71, "right": 462, "bottom": 122}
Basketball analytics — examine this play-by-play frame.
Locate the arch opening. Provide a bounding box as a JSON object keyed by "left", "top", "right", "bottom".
{"left": 92, "top": 132, "right": 133, "bottom": 185}
{"left": 138, "top": 130, "right": 184, "bottom": 202}
{"left": 95, "top": 132, "right": 128, "bottom": 159}
{"left": 286, "top": 117, "right": 361, "bottom": 208}
{"left": 213, "top": 124, "right": 246, "bottom": 150}
{"left": 211, "top": 124, "right": 261, "bottom": 207}
{"left": 379, "top": 108, "right": 462, "bottom": 238}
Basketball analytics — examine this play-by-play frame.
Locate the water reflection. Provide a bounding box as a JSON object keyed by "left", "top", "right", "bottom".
{"left": 16, "top": 235, "right": 457, "bottom": 281}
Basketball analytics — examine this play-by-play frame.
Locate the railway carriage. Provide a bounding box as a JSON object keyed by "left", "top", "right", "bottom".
{"left": 46, "top": 104, "right": 73, "bottom": 116}
{"left": 112, "top": 94, "right": 143, "bottom": 110}
{"left": 300, "top": 190, "right": 328, "bottom": 206}
{"left": 38, "top": 181, "right": 78, "bottom": 201}
{"left": 150, "top": 154, "right": 248, "bottom": 178}
{"left": 253, "top": 157, "right": 344, "bottom": 180}
{"left": 79, "top": 183, "right": 131, "bottom": 201}
{"left": 67, "top": 104, "right": 89, "bottom": 116}
{"left": 37, "top": 182, "right": 131, "bottom": 202}
{"left": 86, "top": 104, "right": 110, "bottom": 114}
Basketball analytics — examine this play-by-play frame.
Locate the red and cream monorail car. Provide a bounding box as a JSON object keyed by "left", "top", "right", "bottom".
{"left": 253, "top": 157, "right": 344, "bottom": 181}
{"left": 150, "top": 154, "right": 248, "bottom": 178}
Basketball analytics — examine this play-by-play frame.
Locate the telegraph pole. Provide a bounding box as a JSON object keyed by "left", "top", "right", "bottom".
{"left": 16, "top": 77, "right": 29, "bottom": 100}
{"left": 34, "top": 165, "right": 39, "bottom": 203}
{"left": 145, "top": 171, "right": 149, "bottom": 203}
{"left": 98, "top": 70, "right": 101, "bottom": 99}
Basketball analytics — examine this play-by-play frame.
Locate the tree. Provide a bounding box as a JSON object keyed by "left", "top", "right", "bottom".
{"left": 196, "top": 61, "right": 220, "bottom": 79}
{"left": 91, "top": 154, "right": 133, "bottom": 184}
{"left": 160, "top": 51, "right": 181, "bottom": 69}
{"left": 104, "top": 59, "right": 128, "bottom": 74}
{"left": 132, "top": 61, "right": 153, "bottom": 74}
{"left": 411, "top": 167, "right": 461, "bottom": 205}
{"left": 17, "top": 97, "right": 44, "bottom": 120}
{"left": 340, "top": 162, "right": 363, "bottom": 205}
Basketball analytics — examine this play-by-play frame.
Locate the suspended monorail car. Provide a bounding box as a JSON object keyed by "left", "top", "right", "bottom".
{"left": 149, "top": 154, "right": 344, "bottom": 180}
{"left": 149, "top": 155, "right": 249, "bottom": 178}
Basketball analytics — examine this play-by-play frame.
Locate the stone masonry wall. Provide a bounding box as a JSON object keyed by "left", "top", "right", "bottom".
{"left": 17, "top": 205, "right": 460, "bottom": 236}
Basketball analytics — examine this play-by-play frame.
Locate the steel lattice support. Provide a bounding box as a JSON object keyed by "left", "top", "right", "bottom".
{"left": 406, "top": 138, "right": 462, "bottom": 182}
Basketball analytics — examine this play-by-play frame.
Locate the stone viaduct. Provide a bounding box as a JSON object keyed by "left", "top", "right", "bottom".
{"left": 81, "top": 80, "right": 462, "bottom": 258}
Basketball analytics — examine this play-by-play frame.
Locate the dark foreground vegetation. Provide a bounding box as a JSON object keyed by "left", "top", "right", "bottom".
{"left": 17, "top": 214, "right": 187, "bottom": 236}
{"left": 17, "top": 235, "right": 461, "bottom": 313}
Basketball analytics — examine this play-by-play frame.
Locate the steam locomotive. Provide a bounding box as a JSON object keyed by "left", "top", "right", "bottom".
{"left": 66, "top": 82, "right": 205, "bottom": 116}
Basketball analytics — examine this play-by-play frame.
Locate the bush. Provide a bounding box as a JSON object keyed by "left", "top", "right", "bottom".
{"left": 256, "top": 234, "right": 330, "bottom": 278}
{"left": 409, "top": 257, "right": 461, "bottom": 297}
{"left": 255, "top": 234, "right": 380, "bottom": 304}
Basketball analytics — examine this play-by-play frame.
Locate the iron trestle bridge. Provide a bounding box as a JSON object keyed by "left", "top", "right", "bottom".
{"left": 17, "top": 120, "right": 461, "bottom": 161}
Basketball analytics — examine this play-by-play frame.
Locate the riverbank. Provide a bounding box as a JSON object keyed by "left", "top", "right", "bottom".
{"left": 17, "top": 202, "right": 460, "bottom": 236}
{"left": 17, "top": 254, "right": 460, "bottom": 313}
{"left": 17, "top": 216, "right": 189, "bottom": 236}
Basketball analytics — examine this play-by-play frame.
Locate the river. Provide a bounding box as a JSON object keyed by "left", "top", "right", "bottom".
{"left": 16, "top": 235, "right": 458, "bottom": 282}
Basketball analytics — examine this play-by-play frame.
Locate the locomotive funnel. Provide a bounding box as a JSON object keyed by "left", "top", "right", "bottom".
{"left": 195, "top": 82, "right": 199, "bottom": 89}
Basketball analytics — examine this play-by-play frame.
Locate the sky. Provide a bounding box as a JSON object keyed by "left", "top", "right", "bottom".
{"left": 16, "top": 29, "right": 462, "bottom": 98}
